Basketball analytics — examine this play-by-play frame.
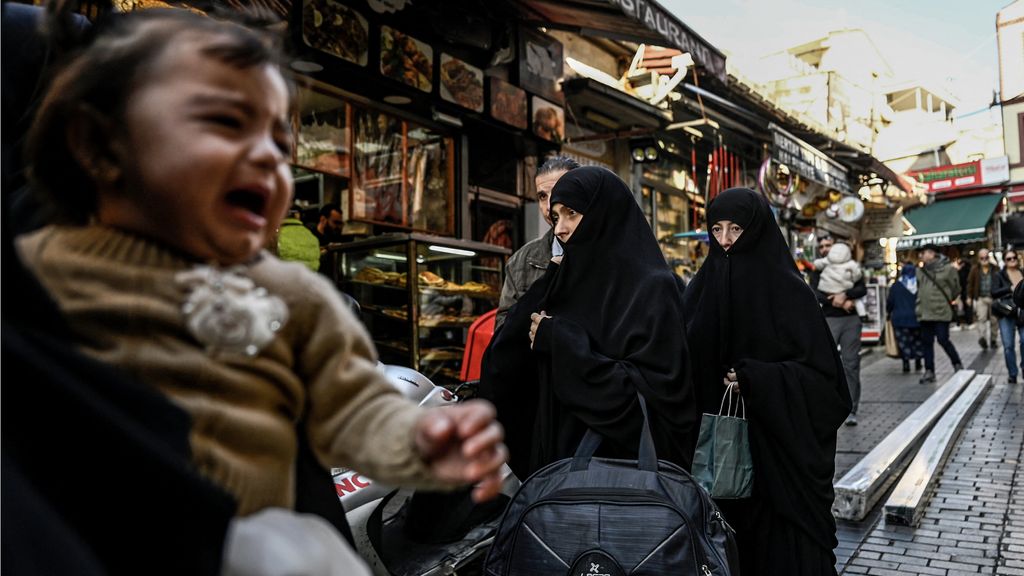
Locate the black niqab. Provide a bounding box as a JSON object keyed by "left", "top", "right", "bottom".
{"left": 481, "top": 166, "right": 696, "bottom": 479}
{"left": 683, "top": 188, "right": 851, "bottom": 570}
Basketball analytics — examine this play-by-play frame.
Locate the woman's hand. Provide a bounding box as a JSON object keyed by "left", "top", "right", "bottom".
{"left": 550, "top": 256, "right": 563, "bottom": 265}
{"left": 723, "top": 368, "right": 740, "bottom": 393}
{"left": 529, "top": 311, "right": 551, "bottom": 349}
{"left": 830, "top": 292, "right": 848, "bottom": 308}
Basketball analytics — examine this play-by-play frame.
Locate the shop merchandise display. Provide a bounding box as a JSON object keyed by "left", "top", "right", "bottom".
{"left": 330, "top": 234, "right": 508, "bottom": 388}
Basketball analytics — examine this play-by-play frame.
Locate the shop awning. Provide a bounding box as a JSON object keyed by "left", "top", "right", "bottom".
{"left": 895, "top": 194, "right": 1002, "bottom": 250}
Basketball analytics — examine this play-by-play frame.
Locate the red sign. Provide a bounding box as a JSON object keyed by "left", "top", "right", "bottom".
{"left": 909, "top": 160, "right": 981, "bottom": 193}
{"left": 909, "top": 157, "right": 1010, "bottom": 195}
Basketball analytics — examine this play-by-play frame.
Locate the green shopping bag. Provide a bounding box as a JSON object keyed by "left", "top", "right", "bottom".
{"left": 692, "top": 388, "right": 754, "bottom": 499}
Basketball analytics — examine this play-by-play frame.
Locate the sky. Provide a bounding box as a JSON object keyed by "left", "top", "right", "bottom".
{"left": 661, "top": 0, "right": 1008, "bottom": 115}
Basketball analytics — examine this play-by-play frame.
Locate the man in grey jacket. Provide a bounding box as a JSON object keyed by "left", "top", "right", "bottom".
{"left": 916, "top": 243, "right": 964, "bottom": 383}
{"left": 495, "top": 156, "right": 579, "bottom": 330}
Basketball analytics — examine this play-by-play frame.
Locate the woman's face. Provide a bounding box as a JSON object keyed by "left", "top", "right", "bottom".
{"left": 711, "top": 220, "right": 744, "bottom": 251}
{"left": 1006, "top": 251, "right": 1019, "bottom": 269}
{"left": 551, "top": 203, "right": 583, "bottom": 244}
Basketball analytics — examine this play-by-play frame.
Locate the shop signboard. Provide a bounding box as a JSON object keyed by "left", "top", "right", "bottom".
{"left": 860, "top": 205, "right": 903, "bottom": 240}
{"left": 894, "top": 231, "right": 985, "bottom": 250}
{"left": 605, "top": 0, "right": 726, "bottom": 83}
{"left": 769, "top": 123, "right": 852, "bottom": 193}
{"left": 909, "top": 156, "right": 1010, "bottom": 194}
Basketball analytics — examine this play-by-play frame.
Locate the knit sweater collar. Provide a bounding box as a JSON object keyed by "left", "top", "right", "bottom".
{"left": 44, "top": 225, "right": 264, "bottom": 270}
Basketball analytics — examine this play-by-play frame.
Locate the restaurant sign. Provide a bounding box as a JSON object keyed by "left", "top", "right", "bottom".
{"left": 606, "top": 0, "right": 726, "bottom": 82}
{"left": 769, "top": 123, "right": 851, "bottom": 193}
{"left": 909, "top": 156, "right": 1010, "bottom": 194}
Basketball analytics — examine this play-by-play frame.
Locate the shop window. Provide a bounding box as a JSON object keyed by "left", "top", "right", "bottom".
{"left": 352, "top": 108, "right": 455, "bottom": 235}
{"left": 295, "top": 88, "right": 350, "bottom": 178}
{"left": 292, "top": 84, "right": 455, "bottom": 236}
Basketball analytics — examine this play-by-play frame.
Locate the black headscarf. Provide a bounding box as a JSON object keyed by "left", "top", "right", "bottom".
{"left": 480, "top": 166, "right": 696, "bottom": 479}
{"left": 683, "top": 188, "right": 851, "bottom": 556}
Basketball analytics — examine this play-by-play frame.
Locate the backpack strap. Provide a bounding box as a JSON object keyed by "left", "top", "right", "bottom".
{"left": 571, "top": 393, "right": 657, "bottom": 472}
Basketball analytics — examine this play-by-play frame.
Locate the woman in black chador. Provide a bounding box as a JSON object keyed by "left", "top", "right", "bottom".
{"left": 683, "top": 187, "right": 851, "bottom": 574}
{"left": 480, "top": 166, "right": 696, "bottom": 480}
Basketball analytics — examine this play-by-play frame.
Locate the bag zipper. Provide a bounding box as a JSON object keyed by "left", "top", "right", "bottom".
{"left": 505, "top": 487, "right": 707, "bottom": 574}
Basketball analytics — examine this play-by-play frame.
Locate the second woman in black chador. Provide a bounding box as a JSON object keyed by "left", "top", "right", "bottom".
{"left": 480, "top": 166, "right": 696, "bottom": 480}
{"left": 683, "top": 187, "right": 851, "bottom": 575}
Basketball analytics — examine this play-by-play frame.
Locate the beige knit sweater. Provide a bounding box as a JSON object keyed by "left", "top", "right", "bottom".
{"left": 17, "top": 225, "right": 447, "bottom": 515}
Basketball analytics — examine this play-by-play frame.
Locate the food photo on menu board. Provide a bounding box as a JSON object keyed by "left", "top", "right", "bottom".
{"left": 489, "top": 77, "right": 527, "bottom": 129}
{"left": 532, "top": 96, "right": 564, "bottom": 143}
{"left": 381, "top": 26, "right": 433, "bottom": 92}
{"left": 301, "top": 0, "right": 368, "bottom": 66}
{"left": 440, "top": 54, "right": 484, "bottom": 113}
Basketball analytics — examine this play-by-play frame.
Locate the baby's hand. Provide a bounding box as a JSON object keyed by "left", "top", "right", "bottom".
{"left": 414, "top": 401, "right": 508, "bottom": 502}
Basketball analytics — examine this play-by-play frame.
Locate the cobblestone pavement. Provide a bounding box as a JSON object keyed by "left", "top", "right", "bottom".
{"left": 835, "top": 327, "right": 1024, "bottom": 575}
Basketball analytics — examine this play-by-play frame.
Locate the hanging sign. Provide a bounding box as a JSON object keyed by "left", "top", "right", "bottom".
{"left": 769, "top": 123, "right": 851, "bottom": 193}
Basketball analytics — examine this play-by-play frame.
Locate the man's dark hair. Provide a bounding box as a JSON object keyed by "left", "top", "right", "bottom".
{"left": 816, "top": 234, "right": 833, "bottom": 245}
{"left": 537, "top": 155, "right": 580, "bottom": 177}
{"left": 319, "top": 203, "right": 341, "bottom": 219}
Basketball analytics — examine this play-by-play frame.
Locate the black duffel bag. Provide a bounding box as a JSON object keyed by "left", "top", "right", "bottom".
{"left": 483, "top": 397, "right": 739, "bottom": 576}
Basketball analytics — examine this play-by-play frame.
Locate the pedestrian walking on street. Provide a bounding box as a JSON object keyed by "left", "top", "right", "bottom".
{"left": 887, "top": 262, "right": 924, "bottom": 372}
{"left": 683, "top": 187, "right": 851, "bottom": 576}
{"left": 991, "top": 248, "right": 1024, "bottom": 384}
{"left": 494, "top": 155, "right": 578, "bottom": 330}
{"left": 955, "top": 256, "right": 973, "bottom": 328}
{"left": 481, "top": 166, "right": 697, "bottom": 480}
{"left": 812, "top": 238, "right": 866, "bottom": 425}
{"left": 916, "top": 244, "right": 964, "bottom": 383}
{"left": 967, "top": 248, "right": 1000, "bottom": 350}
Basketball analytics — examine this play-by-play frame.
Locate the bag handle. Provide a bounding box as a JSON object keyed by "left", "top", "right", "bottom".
{"left": 571, "top": 393, "right": 657, "bottom": 472}
{"left": 718, "top": 387, "right": 745, "bottom": 419}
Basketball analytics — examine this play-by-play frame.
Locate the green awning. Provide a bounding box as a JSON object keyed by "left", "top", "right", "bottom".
{"left": 895, "top": 194, "right": 1002, "bottom": 250}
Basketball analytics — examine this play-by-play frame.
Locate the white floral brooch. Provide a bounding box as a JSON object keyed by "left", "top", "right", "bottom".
{"left": 175, "top": 265, "right": 288, "bottom": 357}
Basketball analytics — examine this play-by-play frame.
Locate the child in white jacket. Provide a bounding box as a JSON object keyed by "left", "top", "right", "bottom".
{"left": 815, "top": 242, "right": 867, "bottom": 318}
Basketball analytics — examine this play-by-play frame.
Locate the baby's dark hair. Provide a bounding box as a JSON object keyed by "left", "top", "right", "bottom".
{"left": 537, "top": 155, "right": 580, "bottom": 177}
{"left": 26, "top": 6, "right": 292, "bottom": 224}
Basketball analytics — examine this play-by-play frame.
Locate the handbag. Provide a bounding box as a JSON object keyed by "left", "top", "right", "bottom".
{"left": 884, "top": 318, "right": 900, "bottom": 358}
{"left": 992, "top": 297, "right": 1015, "bottom": 318}
{"left": 483, "top": 395, "right": 739, "bottom": 576}
{"left": 692, "top": 388, "right": 754, "bottom": 500}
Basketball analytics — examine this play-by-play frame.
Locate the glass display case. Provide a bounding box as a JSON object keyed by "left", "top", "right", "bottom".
{"left": 324, "top": 234, "right": 510, "bottom": 389}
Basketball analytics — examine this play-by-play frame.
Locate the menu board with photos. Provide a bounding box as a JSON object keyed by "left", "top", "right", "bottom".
{"left": 531, "top": 96, "right": 564, "bottom": 143}
{"left": 439, "top": 53, "right": 484, "bottom": 112}
{"left": 380, "top": 26, "right": 433, "bottom": 93}
{"left": 489, "top": 77, "right": 527, "bottom": 129}
{"left": 301, "top": 0, "right": 369, "bottom": 66}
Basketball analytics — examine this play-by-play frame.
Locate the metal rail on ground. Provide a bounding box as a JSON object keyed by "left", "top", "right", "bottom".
{"left": 832, "top": 370, "right": 975, "bottom": 521}
{"left": 882, "top": 374, "right": 992, "bottom": 526}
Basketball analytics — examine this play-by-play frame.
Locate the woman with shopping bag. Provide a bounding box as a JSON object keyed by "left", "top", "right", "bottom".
{"left": 683, "top": 187, "right": 852, "bottom": 576}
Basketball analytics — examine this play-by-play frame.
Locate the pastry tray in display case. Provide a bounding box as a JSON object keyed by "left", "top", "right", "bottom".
{"left": 324, "top": 233, "right": 509, "bottom": 389}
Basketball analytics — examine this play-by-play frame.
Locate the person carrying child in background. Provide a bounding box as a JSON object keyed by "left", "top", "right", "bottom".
{"left": 814, "top": 241, "right": 867, "bottom": 319}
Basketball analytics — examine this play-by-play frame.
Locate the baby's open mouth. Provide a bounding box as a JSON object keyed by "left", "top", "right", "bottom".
{"left": 225, "top": 188, "right": 268, "bottom": 217}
